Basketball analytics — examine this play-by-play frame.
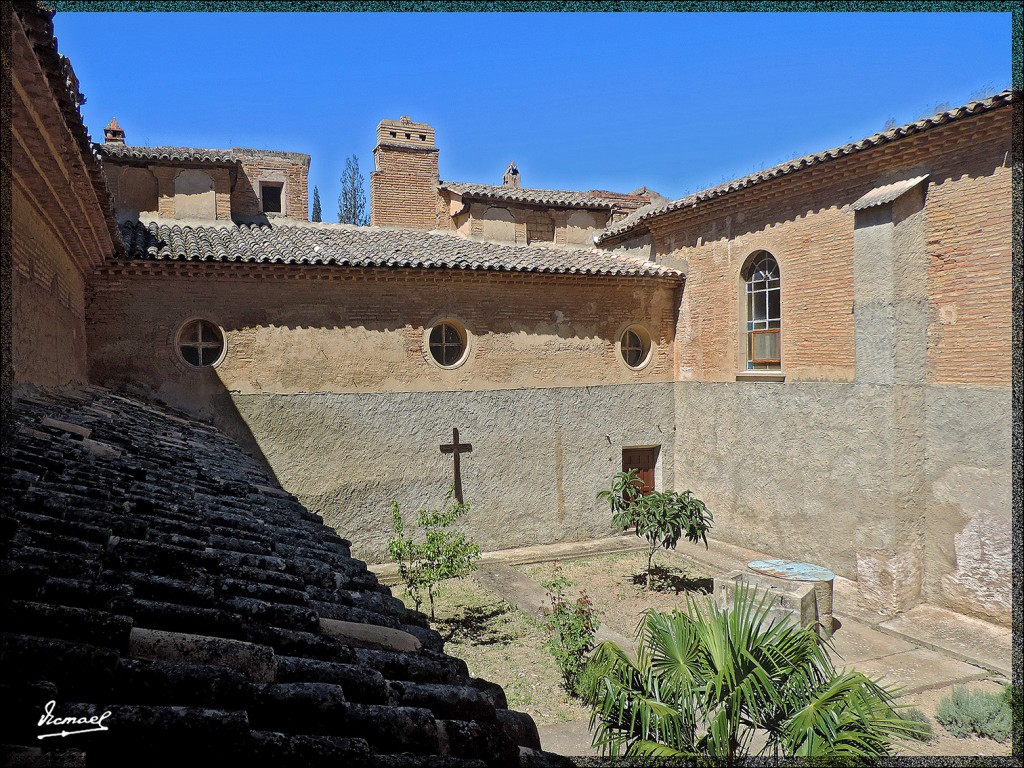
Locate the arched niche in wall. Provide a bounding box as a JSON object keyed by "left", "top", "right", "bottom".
{"left": 174, "top": 169, "right": 216, "bottom": 219}
{"left": 565, "top": 209, "right": 599, "bottom": 245}
{"left": 480, "top": 206, "right": 516, "bottom": 243}
{"left": 117, "top": 167, "right": 158, "bottom": 220}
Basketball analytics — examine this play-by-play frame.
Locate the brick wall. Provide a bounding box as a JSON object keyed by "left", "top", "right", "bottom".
{"left": 12, "top": 182, "right": 88, "bottom": 385}
{"left": 232, "top": 151, "right": 310, "bottom": 221}
{"left": 371, "top": 145, "right": 440, "bottom": 229}
{"left": 646, "top": 107, "right": 1011, "bottom": 385}
{"left": 86, "top": 264, "right": 678, "bottom": 407}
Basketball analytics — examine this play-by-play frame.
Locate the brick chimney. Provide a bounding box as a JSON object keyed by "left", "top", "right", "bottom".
{"left": 502, "top": 161, "right": 520, "bottom": 188}
{"left": 103, "top": 117, "right": 125, "bottom": 144}
{"left": 370, "top": 116, "right": 439, "bottom": 229}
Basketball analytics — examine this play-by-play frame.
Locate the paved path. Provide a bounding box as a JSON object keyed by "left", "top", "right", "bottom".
{"left": 370, "top": 534, "right": 1011, "bottom": 757}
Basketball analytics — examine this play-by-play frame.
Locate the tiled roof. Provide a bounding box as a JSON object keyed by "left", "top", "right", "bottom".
{"left": 439, "top": 182, "right": 616, "bottom": 210}
{"left": 117, "top": 220, "right": 683, "bottom": 280}
{"left": 1, "top": 386, "right": 553, "bottom": 765}
{"left": 98, "top": 144, "right": 241, "bottom": 164}
{"left": 850, "top": 175, "right": 929, "bottom": 211}
{"left": 598, "top": 89, "right": 1015, "bottom": 243}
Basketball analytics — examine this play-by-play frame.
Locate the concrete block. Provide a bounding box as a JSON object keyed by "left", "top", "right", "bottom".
{"left": 713, "top": 570, "right": 818, "bottom": 632}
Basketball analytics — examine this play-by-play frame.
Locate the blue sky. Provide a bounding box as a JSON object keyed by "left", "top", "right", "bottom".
{"left": 53, "top": 10, "right": 1012, "bottom": 222}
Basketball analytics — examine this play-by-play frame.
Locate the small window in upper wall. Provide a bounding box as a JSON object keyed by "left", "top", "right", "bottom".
{"left": 619, "top": 325, "right": 653, "bottom": 369}
{"left": 744, "top": 251, "right": 781, "bottom": 369}
{"left": 261, "top": 183, "right": 283, "bottom": 214}
{"left": 428, "top": 321, "right": 467, "bottom": 368}
{"left": 176, "top": 319, "right": 225, "bottom": 368}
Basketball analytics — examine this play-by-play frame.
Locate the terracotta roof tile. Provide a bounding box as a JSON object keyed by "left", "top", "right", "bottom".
{"left": 117, "top": 220, "right": 683, "bottom": 280}
{"left": 598, "top": 89, "right": 1015, "bottom": 243}
{"left": 439, "top": 182, "right": 615, "bottom": 209}
{"left": 1, "top": 387, "right": 557, "bottom": 764}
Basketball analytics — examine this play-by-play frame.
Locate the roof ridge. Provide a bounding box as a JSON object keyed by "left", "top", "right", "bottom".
{"left": 598, "top": 88, "right": 1015, "bottom": 243}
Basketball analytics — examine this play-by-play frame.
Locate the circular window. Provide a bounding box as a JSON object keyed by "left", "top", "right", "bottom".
{"left": 176, "top": 319, "right": 225, "bottom": 368}
{"left": 619, "top": 326, "right": 652, "bottom": 369}
{"left": 427, "top": 321, "right": 467, "bottom": 368}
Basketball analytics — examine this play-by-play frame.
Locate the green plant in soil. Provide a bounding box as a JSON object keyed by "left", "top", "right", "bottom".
{"left": 935, "top": 684, "right": 1013, "bottom": 743}
{"left": 898, "top": 706, "right": 933, "bottom": 742}
{"left": 598, "top": 470, "right": 714, "bottom": 590}
{"left": 387, "top": 487, "right": 481, "bottom": 619}
{"left": 541, "top": 562, "right": 600, "bottom": 698}
{"left": 585, "top": 584, "right": 928, "bottom": 761}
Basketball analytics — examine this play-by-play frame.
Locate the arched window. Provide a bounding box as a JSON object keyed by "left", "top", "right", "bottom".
{"left": 744, "top": 251, "right": 781, "bottom": 370}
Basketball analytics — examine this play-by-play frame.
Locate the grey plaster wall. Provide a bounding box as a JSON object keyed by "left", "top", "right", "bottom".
{"left": 923, "top": 385, "right": 1011, "bottom": 624}
{"left": 672, "top": 381, "right": 900, "bottom": 581}
{"left": 222, "top": 383, "right": 676, "bottom": 563}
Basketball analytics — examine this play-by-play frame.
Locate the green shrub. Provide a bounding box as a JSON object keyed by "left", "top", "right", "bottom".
{"left": 935, "top": 684, "right": 1012, "bottom": 743}
{"left": 598, "top": 471, "right": 713, "bottom": 590}
{"left": 541, "top": 563, "right": 599, "bottom": 698}
{"left": 388, "top": 488, "right": 481, "bottom": 620}
{"left": 898, "top": 706, "right": 933, "bottom": 742}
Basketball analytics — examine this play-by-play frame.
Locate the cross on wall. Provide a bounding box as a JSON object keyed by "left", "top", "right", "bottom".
{"left": 440, "top": 428, "right": 472, "bottom": 504}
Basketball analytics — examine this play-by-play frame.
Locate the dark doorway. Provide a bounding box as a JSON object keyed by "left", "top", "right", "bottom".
{"left": 622, "top": 447, "right": 658, "bottom": 496}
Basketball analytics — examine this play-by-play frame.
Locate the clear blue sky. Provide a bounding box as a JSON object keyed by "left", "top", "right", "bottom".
{"left": 53, "top": 10, "right": 1012, "bottom": 223}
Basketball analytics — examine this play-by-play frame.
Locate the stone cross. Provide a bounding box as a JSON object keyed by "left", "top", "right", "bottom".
{"left": 440, "top": 428, "right": 472, "bottom": 504}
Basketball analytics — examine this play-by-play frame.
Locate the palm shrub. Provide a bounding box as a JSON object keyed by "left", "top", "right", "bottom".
{"left": 585, "top": 584, "right": 928, "bottom": 761}
{"left": 598, "top": 471, "right": 713, "bottom": 589}
{"left": 387, "top": 487, "right": 481, "bottom": 620}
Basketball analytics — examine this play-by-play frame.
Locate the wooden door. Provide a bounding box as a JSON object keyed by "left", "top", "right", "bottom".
{"left": 622, "top": 447, "right": 657, "bottom": 496}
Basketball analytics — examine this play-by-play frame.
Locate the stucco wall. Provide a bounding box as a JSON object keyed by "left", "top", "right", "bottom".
{"left": 923, "top": 385, "right": 1011, "bottom": 624}
{"left": 86, "top": 265, "right": 679, "bottom": 401}
{"left": 221, "top": 383, "right": 676, "bottom": 563}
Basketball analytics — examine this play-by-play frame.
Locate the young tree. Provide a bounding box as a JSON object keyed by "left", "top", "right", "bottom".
{"left": 387, "top": 487, "right": 481, "bottom": 619}
{"left": 598, "top": 470, "right": 713, "bottom": 590}
{"left": 311, "top": 185, "right": 322, "bottom": 222}
{"left": 338, "top": 154, "right": 368, "bottom": 225}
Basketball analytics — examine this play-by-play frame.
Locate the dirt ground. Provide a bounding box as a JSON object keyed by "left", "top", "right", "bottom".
{"left": 394, "top": 576, "right": 589, "bottom": 726}
{"left": 396, "top": 549, "right": 1012, "bottom": 757}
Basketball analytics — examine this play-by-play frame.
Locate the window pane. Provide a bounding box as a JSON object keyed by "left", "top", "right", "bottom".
{"left": 444, "top": 323, "right": 460, "bottom": 345}
{"left": 262, "top": 185, "right": 282, "bottom": 213}
{"left": 752, "top": 330, "right": 780, "bottom": 362}
{"left": 767, "top": 288, "right": 780, "bottom": 321}
{"left": 200, "top": 321, "right": 220, "bottom": 343}
{"left": 750, "top": 292, "right": 767, "bottom": 322}
{"left": 429, "top": 325, "right": 443, "bottom": 346}
{"left": 200, "top": 343, "right": 223, "bottom": 366}
{"left": 181, "top": 346, "right": 201, "bottom": 366}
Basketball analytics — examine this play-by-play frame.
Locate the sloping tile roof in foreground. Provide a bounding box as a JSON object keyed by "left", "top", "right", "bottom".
{"left": 598, "top": 89, "right": 1015, "bottom": 243}
{"left": 117, "top": 220, "right": 682, "bottom": 280}
{"left": 1, "top": 386, "right": 557, "bottom": 765}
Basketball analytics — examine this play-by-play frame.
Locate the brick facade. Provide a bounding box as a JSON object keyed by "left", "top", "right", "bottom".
{"left": 621, "top": 107, "right": 1012, "bottom": 385}
{"left": 370, "top": 117, "right": 440, "bottom": 229}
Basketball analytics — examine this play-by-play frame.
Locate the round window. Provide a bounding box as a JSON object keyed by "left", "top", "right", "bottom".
{"left": 620, "top": 326, "right": 652, "bottom": 369}
{"left": 176, "top": 319, "right": 225, "bottom": 368}
{"left": 428, "top": 321, "right": 467, "bottom": 367}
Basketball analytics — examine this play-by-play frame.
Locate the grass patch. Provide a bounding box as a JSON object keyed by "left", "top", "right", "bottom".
{"left": 935, "top": 684, "right": 1012, "bottom": 743}
{"left": 898, "top": 706, "right": 933, "bottom": 742}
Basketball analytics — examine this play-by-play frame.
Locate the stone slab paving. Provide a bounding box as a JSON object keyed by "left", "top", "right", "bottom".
{"left": 829, "top": 616, "right": 917, "bottom": 665}
{"left": 878, "top": 605, "right": 1012, "bottom": 678}
{"left": 847, "top": 647, "right": 991, "bottom": 696}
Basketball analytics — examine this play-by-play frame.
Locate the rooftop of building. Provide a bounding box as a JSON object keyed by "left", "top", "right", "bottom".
{"left": 437, "top": 181, "right": 651, "bottom": 211}
{"left": 597, "top": 88, "right": 1016, "bottom": 244}
{"left": 115, "top": 218, "right": 683, "bottom": 280}
{"left": 97, "top": 143, "right": 311, "bottom": 166}
{"left": 2, "top": 385, "right": 549, "bottom": 765}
